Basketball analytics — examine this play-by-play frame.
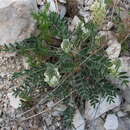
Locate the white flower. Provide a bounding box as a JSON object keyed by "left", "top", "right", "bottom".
{"left": 44, "top": 64, "right": 61, "bottom": 87}
{"left": 108, "top": 60, "right": 120, "bottom": 76}
{"left": 61, "top": 39, "right": 73, "bottom": 53}
{"left": 7, "top": 92, "right": 21, "bottom": 109}
{"left": 81, "top": 26, "right": 89, "bottom": 34}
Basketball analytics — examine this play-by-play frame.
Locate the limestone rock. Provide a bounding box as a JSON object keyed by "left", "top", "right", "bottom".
{"left": 119, "top": 57, "right": 130, "bottom": 76}
{"left": 0, "top": 0, "right": 37, "bottom": 45}
{"left": 106, "top": 40, "right": 121, "bottom": 59}
{"left": 109, "top": 57, "right": 130, "bottom": 93}
{"left": 116, "top": 57, "right": 130, "bottom": 90}
{"left": 47, "top": 0, "right": 58, "bottom": 12}
{"left": 69, "top": 16, "right": 81, "bottom": 31}
{"left": 123, "top": 88, "right": 130, "bottom": 104}
{"left": 85, "top": 96, "right": 121, "bottom": 120}
{"left": 122, "top": 102, "right": 130, "bottom": 112}
{"left": 37, "top": 0, "right": 44, "bottom": 5}
{"left": 58, "top": 0, "right": 66, "bottom": 4}
{"left": 104, "top": 114, "right": 118, "bottom": 130}
{"left": 0, "top": 0, "right": 15, "bottom": 8}
{"left": 58, "top": 3, "right": 67, "bottom": 18}
{"left": 117, "top": 118, "right": 130, "bottom": 130}
{"left": 117, "top": 111, "right": 127, "bottom": 117}
{"left": 73, "top": 109, "right": 85, "bottom": 130}
{"left": 88, "top": 118, "right": 105, "bottom": 130}
{"left": 7, "top": 92, "right": 21, "bottom": 109}
{"left": 0, "top": 0, "right": 37, "bottom": 9}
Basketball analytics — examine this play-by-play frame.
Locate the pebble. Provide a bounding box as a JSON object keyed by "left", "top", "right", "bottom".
{"left": 104, "top": 114, "right": 118, "bottom": 130}
{"left": 106, "top": 40, "right": 121, "bottom": 59}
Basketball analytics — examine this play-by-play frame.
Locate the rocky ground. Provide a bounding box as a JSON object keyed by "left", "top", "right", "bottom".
{"left": 0, "top": 0, "right": 130, "bottom": 130}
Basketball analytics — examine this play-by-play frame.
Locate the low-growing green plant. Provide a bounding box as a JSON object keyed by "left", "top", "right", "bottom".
{"left": 1, "top": 4, "right": 129, "bottom": 129}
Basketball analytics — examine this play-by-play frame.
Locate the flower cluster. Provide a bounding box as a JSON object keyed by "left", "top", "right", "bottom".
{"left": 91, "top": 0, "right": 106, "bottom": 26}
{"left": 44, "top": 63, "right": 61, "bottom": 87}
{"left": 61, "top": 39, "right": 73, "bottom": 54}
{"left": 109, "top": 60, "right": 120, "bottom": 76}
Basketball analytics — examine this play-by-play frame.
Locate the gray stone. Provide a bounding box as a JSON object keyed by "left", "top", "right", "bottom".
{"left": 106, "top": 40, "right": 121, "bottom": 59}
{"left": 0, "top": 0, "right": 37, "bottom": 45}
{"left": 110, "top": 57, "right": 130, "bottom": 91}
{"left": 85, "top": 96, "right": 121, "bottom": 121}
{"left": 58, "top": 3, "right": 67, "bottom": 18}
{"left": 47, "top": 0, "right": 58, "bottom": 12}
{"left": 122, "top": 103, "right": 130, "bottom": 112}
{"left": 0, "top": 0, "right": 15, "bottom": 8}
{"left": 73, "top": 109, "right": 85, "bottom": 130}
{"left": 117, "top": 118, "right": 130, "bottom": 130}
{"left": 116, "top": 57, "right": 130, "bottom": 90}
{"left": 0, "top": 0, "right": 37, "bottom": 9}
{"left": 88, "top": 118, "right": 105, "bottom": 130}
{"left": 119, "top": 57, "right": 130, "bottom": 76}
{"left": 69, "top": 16, "right": 81, "bottom": 32}
{"left": 123, "top": 88, "right": 130, "bottom": 104}
{"left": 104, "top": 114, "right": 118, "bottom": 130}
